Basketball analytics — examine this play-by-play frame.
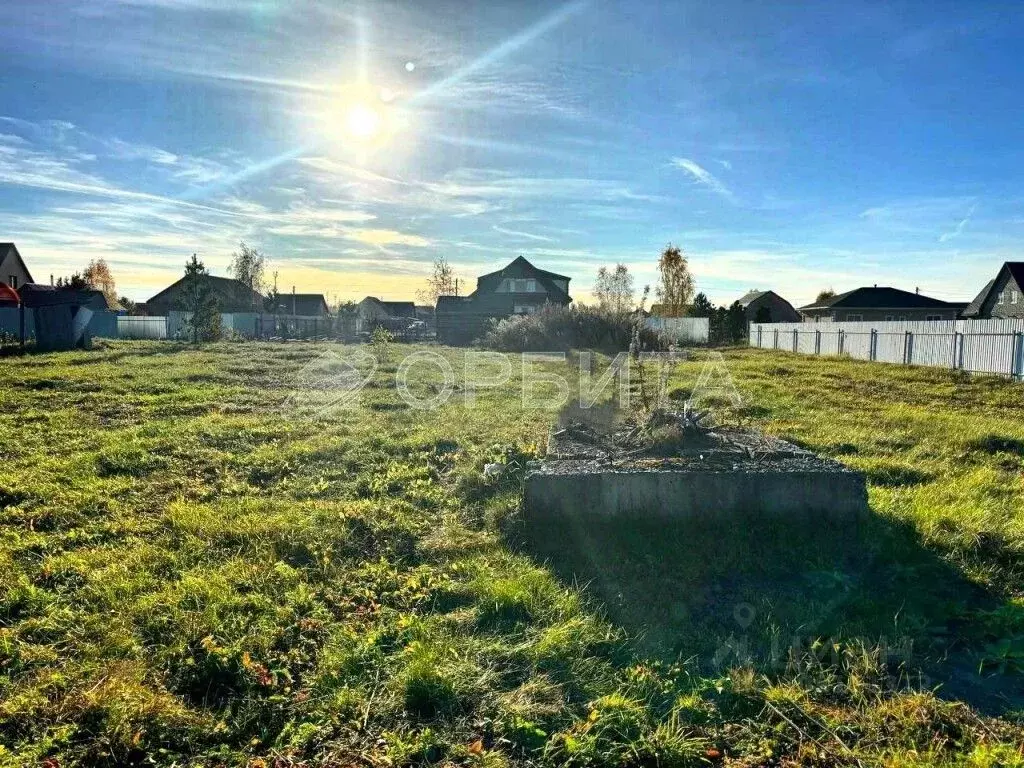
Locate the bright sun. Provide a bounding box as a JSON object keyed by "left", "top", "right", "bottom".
{"left": 320, "top": 82, "right": 403, "bottom": 150}
{"left": 345, "top": 101, "right": 382, "bottom": 141}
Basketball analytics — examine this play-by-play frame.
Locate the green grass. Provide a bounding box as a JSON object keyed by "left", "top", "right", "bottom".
{"left": 1, "top": 341, "right": 1023, "bottom": 766}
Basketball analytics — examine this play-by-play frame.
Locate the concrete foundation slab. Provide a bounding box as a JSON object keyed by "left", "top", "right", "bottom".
{"left": 524, "top": 427, "right": 868, "bottom": 524}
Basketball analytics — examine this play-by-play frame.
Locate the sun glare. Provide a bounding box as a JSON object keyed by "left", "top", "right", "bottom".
{"left": 345, "top": 102, "right": 382, "bottom": 140}
{"left": 319, "top": 82, "right": 404, "bottom": 152}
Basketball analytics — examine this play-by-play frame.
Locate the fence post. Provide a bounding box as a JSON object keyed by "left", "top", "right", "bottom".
{"left": 903, "top": 330, "right": 913, "bottom": 365}
{"left": 793, "top": 329, "right": 798, "bottom": 352}
{"left": 757, "top": 326, "right": 762, "bottom": 347}
{"left": 870, "top": 329, "right": 877, "bottom": 361}
{"left": 773, "top": 328, "right": 779, "bottom": 349}
{"left": 1015, "top": 332, "right": 1024, "bottom": 380}
{"left": 839, "top": 329, "right": 845, "bottom": 355}
{"left": 815, "top": 329, "right": 821, "bottom": 355}
{"left": 951, "top": 330, "right": 958, "bottom": 369}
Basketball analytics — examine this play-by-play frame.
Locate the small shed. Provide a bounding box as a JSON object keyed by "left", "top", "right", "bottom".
{"left": 20, "top": 284, "right": 95, "bottom": 351}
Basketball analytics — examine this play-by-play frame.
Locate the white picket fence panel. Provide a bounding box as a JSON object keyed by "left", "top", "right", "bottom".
{"left": 749, "top": 319, "right": 1024, "bottom": 379}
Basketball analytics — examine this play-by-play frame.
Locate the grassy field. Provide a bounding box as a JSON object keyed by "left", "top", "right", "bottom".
{"left": 1, "top": 341, "right": 1023, "bottom": 766}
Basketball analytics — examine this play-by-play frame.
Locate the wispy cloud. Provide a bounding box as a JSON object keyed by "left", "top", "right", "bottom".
{"left": 347, "top": 228, "right": 431, "bottom": 248}
{"left": 938, "top": 201, "right": 978, "bottom": 243}
{"left": 492, "top": 224, "right": 555, "bottom": 242}
{"left": 670, "top": 157, "right": 736, "bottom": 202}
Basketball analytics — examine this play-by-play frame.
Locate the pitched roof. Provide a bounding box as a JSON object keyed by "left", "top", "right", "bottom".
{"left": 962, "top": 279, "right": 996, "bottom": 318}
{"left": 271, "top": 293, "right": 330, "bottom": 316}
{"left": 0, "top": 243, "right": 34, "bottom": 284}
{"left": 737, "top": 289, "right": 781, "bottom": 307}
{"left": 146, "top": 274, "right": 263, "bottom": 308}
{"left": 478, "top": 255, "right": 571, "bottom": 283}
{"left": 360, "top": 296, "right": 416, "bottom": 317}
{"left": 798, "top": 286, "right": 963, "bottom": 312}
{"left": 84, "top": 289, "right": 125, "bottom": 312}
{"left": 961, "top": 262, "right": 1024, "bottom": 318}
{"left": 1011, "top": 262, "right": 1024, "bottom": 289}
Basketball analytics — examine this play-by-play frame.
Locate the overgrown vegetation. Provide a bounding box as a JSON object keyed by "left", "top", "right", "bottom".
{"left": 481, "top": 304, "right": 660, "bottom": 353}
{"left": 0, "top": 342, "right": 1022, "bottom": 766}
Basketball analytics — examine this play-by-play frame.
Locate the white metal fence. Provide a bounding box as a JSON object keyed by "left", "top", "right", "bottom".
{"left": 117, "top": 316, "right": 168, "bottom": 339}
{"left": 645, "top": 316, "right": 710, "bottom": 343}
{"left": 749, "top": 319, "right": 1024, "bottom": 379}
{"left": 117, "top": 313, "right": 348, "bottom": 341}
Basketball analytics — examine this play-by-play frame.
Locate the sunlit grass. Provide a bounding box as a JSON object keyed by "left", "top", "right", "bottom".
{"left": 0, "top": 341, "right": 1021, "bottom": 765}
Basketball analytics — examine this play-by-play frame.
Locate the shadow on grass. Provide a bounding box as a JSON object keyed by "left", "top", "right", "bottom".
{"left": 507, "top": 509, "right": 1024, "bottom": 716}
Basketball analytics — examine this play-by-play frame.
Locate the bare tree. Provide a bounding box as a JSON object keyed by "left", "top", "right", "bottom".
{"left": 594, "top": 263, "right": 635, "bottom": 316}
{"left": 417, "top": 256, "right": 458, "bottom": 305}
{"left": 228, "top": 241, "right": 267, "bottom": 303}
{"left": 655, "top": 243, "right": 695, "bottom": 317}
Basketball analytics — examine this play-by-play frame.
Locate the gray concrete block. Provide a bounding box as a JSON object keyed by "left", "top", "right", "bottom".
{"left": 524, "top": 430, "right": 868, "bottom": 525}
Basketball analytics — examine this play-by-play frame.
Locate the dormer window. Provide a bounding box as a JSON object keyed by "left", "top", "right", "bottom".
{"left": 506, "top": 278, "right": 539, "bottom": 292}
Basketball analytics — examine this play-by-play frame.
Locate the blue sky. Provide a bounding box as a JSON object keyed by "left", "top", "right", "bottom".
{"left": 2, "top": 0, "right": 1024, "bottom": 306}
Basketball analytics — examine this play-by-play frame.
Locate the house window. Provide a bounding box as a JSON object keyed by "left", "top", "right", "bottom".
{"left": 510, "top": 278, "right": 539, "bottom": 292}
{"left": 885, "top": 315, "right": 895, "bottom": 321}
{"left": 1012, "top": 290, "right": 1019, "bottom": 304}
{"left": 513, "top": 304, "right": 537, "bottom": 315}
{"left": 8, "top": 275, "right": 16, "bottom": 289}
{"left": 925, "top": 314, "right": 942, "bottom": 321}
{"left": 845, "top": 313, "right": 863, "bottom": 321}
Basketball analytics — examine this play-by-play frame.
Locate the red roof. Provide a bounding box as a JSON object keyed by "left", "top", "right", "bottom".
{"left": 0, "top": 283, "right": 19, "bottom": 305}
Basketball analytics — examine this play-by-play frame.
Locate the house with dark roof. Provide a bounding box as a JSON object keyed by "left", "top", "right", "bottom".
{"left": 84, "top": 290, "right": 126, "bottom": 315}
{"left": 0, "top": 243, "right": 34, "bottom": 290}
{"left": 270, "top": 293, "right": 330, "bottom": 316}
{"left": 435, "top": 256, "right": 572, "bottom": 344}
{"left": 961, "top": 263, "right": 1024, "bottom": 319}
{"left": 736, "top": 289, "right": 800, "bottom": 323}
{"left": 798, "top": 286, "right": 967, "bottom": 323}
{"left": 143, "top": 274, "right": 264, "bottom": 315}
{"left": 356, "top": 296, "right": 417, "bottom": 333}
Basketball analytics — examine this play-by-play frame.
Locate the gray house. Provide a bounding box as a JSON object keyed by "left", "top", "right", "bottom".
{"left": 961, "top": 262, "right": 1024, "bottom": 319}
{"left": 798, "top": 287, "right": 966, "bottom": 322}
{"left": 0, "top": 243, "right": 34, "bottom": 290}
{"left": 269, "top": 293, "right": 330, "bottom": 316}
{"left": 356, "top": 296, "right": 417, "bottom": 332}
{"left": 736, "top": 289, "right": 800, "bottom": 323}
{"left": 436, "top": 256, "right": 572, "bottom": 344}
{"left": 144, "top": 274, "right": 264, "bottom": 315}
